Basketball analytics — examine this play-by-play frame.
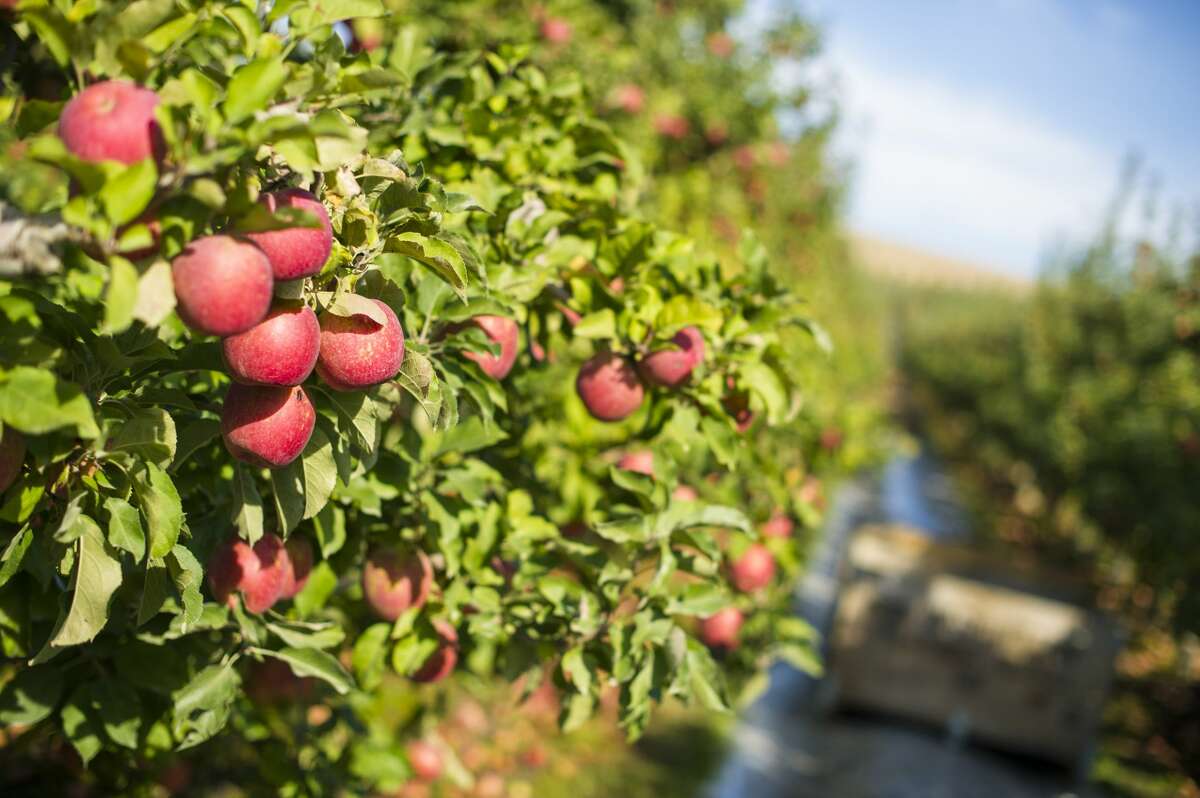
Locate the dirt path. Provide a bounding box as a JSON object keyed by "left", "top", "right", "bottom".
{"left": 703, "top": 451, "right": 1096, "bottom": 798}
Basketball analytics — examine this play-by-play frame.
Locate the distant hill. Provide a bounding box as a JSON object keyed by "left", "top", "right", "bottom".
{"left": 849, "top": 233, "right": 1032, "bottom": 294}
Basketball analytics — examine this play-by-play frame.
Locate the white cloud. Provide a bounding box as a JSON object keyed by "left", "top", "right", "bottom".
{"left": 829, "top": 45, "right": 1119, "bottom": 276}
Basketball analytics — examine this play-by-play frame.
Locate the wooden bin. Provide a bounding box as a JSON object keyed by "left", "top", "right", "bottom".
{"left": 827, "top": 525, "right": 1120, "bottom": 768}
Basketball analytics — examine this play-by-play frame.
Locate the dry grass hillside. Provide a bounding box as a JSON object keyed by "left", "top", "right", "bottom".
{"left": 849, "top": 233, "right": 1032, "bottom": 294}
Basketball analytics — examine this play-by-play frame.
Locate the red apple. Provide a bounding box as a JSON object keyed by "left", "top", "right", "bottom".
{"left": 733, "top": 146, "right": 756, "bottom": 172}
{"left": 729, "top": 544, "right": 775, "bottom": 592}
{"left": 220, "top": 384, "right": 315, "bottom": 468}
{"left": 412, "top": 619, "right": 458, "bottom": 683}
{"left": 618, "top": 450, "right": 654, "bottom": 476}
{"left": 699, "top": 607, "right": 743, "bottom": 650}
{"left": 246, "top": 657, "right": 313, "bottom": 703}
{"left": 653, "top": 114, "right": 690, "bottom": 140}
{"left": 461, "top": 315, "right": 519, "bottom": 380}
{"left": 475, "top": 773, "right": 505, "bottom": 798}
{"left": 316, "top": 299, "right": 405, "bottom": 391}
{"left": 638, "top": 326, "right": 704, "bottom": 388}
{"left": 156, "top": 761, "right": 192, "bottom": 794}
{"left": 222, "top": 304, "right": 320, "bottom": 386}
{"left": 613, "top": 83, "right": 645, "bottom": 114}
{"left": 406, "top": 740, "right": 443, "bottom": 782}
{"left": 452, "top": 698, "right": 489, "bottom": 734}
{"left": 279, "top": 536, "right": 314, "bottom": 599}
{"left": 761, "top": 512, "right": 794, "bottom": 539}
{"left": 0, "top": 427, "right": 25, "bottom": 493}
{"left": 820, "top": 426, "right": 843, "bottom": 452}
{"left": 207, "top": 534, "right": 287, "bottom": 613}
{"left": 576, "top": 352, "right": 644, "bottom": 422}
{"left": 705, "top": 124, "right": 729, "bottom": 146}
{"left": 706, "top": 31, "right": 735, "bottom": 58}
{"left": 245, "top": 189, "right": 333, "bottom": 281}
{"left": 522, "top": 743, "right": 549, "bottom": 769}
{"left": 172, "top": 235, "right": 274, "bottom": 337}
{"left": 58, "top": 80, "right": 163, "bottom": 165}
{"left": 673, "top": 485, "right": 699, "bottom": 502}
{"left": 362, "top": 547, "right": 433, "bottom": 621}
{"left": 540, "top": 17, "right": 572, "bottom": 44}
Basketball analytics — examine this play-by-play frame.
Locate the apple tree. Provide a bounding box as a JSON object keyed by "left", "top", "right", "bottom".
{"left": 0, "top": 0, "right": 828, "bottom": 792}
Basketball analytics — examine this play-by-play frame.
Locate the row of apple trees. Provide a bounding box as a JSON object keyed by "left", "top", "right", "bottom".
{"left": 900, "top": 211, "right": 1200, "bottom": 789}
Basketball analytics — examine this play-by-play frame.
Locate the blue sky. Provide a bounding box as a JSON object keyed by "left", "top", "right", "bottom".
{"left": 765, "top": 0, "right": 1200, "bottom": 276}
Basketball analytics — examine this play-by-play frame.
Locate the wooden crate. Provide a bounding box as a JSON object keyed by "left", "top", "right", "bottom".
{"left": 828, "top": 525, "right": 1120, "bottom": 768}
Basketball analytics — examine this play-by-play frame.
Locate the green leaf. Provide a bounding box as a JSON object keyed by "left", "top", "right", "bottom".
{"left": 654, "top": 503, "right": 750, "bottom": 540}
{"left": 560, "top": 691, "right": 595, "bottom": 733}
{"left": 700, "top": 416, "right": 738, "bottom": 469}
{"left": 0, "top": 367, "right": 99, "bottom": 438}
{"left": 137, "top": 558, "right": 172, "bottom": 627}
{"left": 324, "top": 390, "right": 382, "bottom": 455}
{"left": 171, "top": 418, "right": 220, "bottom": 471}
{"left": 573, "top": 309, "right": 617, "bottom": 339}
{"left": 171, "top": 664, "right": 241, "bottom": 750}
{"left": 293, "top": 560, "right": 337, "bottom": 617}
{"left": 101, "top": 257, "right": 139, "bottom": 335}
{"left": 395, "top": 348, "right": 441, "bottom": 424}
{"left": 61, "top": 687, "right": 104, "bottom": 766}
{"left": 322, "top": 291, "right": 388, "bottom": 325}
{"left": 685, "top": 640, "right": 730, "bottom": 712}
{"left": 312, "top": 503, "right": 346, "bottom": 558}
{"left": 774, "top": 642, "right": 823, "bottom": 676}
{"left": 665, "top": 583, "right": 729, "bottom": 616}
{"left": 34, "top": 517, "right": 122, "bottom": 659}
{"left": 266, "top": 619, "right": 345, "bottom": 650}
{"left": 90, "top": 680, "right": 142, "bottom": 749}
{"left": 561, "top": 645, "right": 592, "bottom": 695}
{"left": 656, "top": 296, "right": 723, "bottom": 332}
{"left": 99, "top": 159, "right": 157, "bottom": 225}
{"left": 111, "top": 407, "right": 177, "bottom": 466}
{"left": 294, "top": 0, "right": 384, "bottom": 30}
{"left": 740, "top": 362, "right": 788, "bottom": 423}
{"left": 0, "top": 528, "right": 33, "bottom": 589}
{"left": 254, "top": 647, "right": 354, "bottom": 695}
{"left": 232, "top": 464, "right": 264, "bottom": 545}
{"left": 132, "top": 260, "right": 176, "bottom": 326}
{"left": 222, "top": 57, "right": 287, "bottom": 124}
{"left": 168, "top": 545, "right": 204, "bottom": 627}
{"left": 23, "top": 8, "right": 74, "bottom": 67}
{"left": 133, "top": 462, "right": 183, "bottom": 559}
{"left": 0, "top": 666, "right": 64, "bottom": 725}
{"left": 104, "top": 497, "right": 146, "bottom": 562}
{"left": 0, "top": 477, "right": 45, "bottom": 526}
{"left": 390, "top": 232, "right": 468, "bottom": 298}
{"left": 352, "top": 623, "right": 391, "bottom": 692}
{"left": 434, "top": 416, "right": 507, "bottom": 457}
{"left": 271, "top": 424, "right": 336, "bottom": 534}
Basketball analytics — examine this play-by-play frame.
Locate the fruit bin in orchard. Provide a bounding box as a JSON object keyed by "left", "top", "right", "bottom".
{"left": 826, "top": 525, "right": 1120, "bottom": 771}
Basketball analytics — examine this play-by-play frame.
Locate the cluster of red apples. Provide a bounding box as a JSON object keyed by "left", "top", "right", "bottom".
{"left": 208, "top": 533, "right": 313, "bottom": 614}
{"left": 699, "top": 512, "right": 794, "bottom": 652}
{"left": 575, "top": 326, "right": 705, "bottom": 422}
{"left": 58, "top": 80, "right": 522, "bottom": 471}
